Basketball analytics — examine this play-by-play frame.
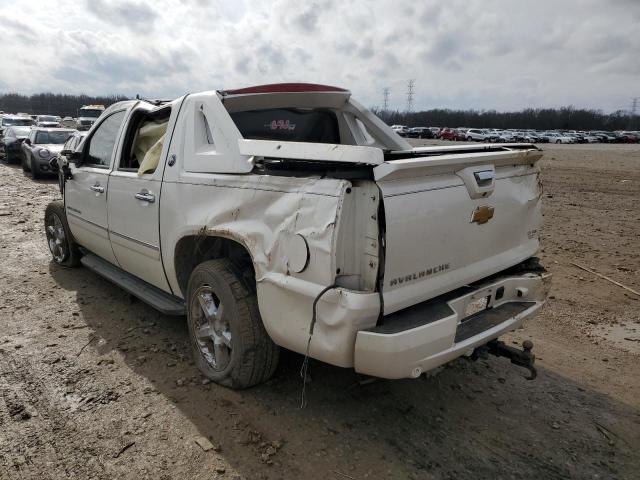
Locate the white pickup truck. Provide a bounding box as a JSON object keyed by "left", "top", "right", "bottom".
{"left": 45, "top": 83, "right": 549, "bottom": 388}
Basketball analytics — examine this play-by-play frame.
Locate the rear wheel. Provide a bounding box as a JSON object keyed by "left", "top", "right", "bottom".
{"left": 44, "top": 201, "right": 81, "bottom": 267}
{"left": 187, "top": 259, "right": 279, "bottom": 389}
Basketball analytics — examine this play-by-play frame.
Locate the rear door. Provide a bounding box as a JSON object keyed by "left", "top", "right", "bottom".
{"left": 106, "top": 102, "right": 175, "bottom": 292}
{"left": 375, "top": 148, "right": 543, "bottom": 315}
{"left": 65, "top": 109, "right": 128, "bottom": 264}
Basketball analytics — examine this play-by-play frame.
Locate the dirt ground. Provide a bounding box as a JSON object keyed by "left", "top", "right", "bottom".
{"left": 0, "top": 142, "right": 639, "bottom": 480}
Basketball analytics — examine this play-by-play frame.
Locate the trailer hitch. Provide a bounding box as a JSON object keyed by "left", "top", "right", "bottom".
{"left": 473, "top": 340, "right": 537, "bottom": 380}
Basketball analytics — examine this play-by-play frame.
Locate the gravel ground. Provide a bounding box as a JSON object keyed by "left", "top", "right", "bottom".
{"left": 0, "top": 143, "right": 639, "bottom": 479}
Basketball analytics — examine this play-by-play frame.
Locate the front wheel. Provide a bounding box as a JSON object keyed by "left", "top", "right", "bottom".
{"left": 187, "top": 259, "right": 279, "bottom": 389}
{"left": 44, "top": 201, "right": 81, "bottom": 267}
{"left": 556, "top": 140, "right": 561, "bottom": 144}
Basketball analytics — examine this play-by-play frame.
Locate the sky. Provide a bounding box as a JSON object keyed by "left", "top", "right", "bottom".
{"left": 0, "top": 0, "right": 638, "bottom": 112}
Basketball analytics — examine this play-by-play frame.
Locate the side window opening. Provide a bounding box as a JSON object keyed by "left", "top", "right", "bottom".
{"left": 119, "top": 107, "right": 171, "bottom": 175}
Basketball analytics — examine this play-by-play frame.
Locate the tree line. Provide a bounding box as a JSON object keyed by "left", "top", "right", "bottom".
{"left": 373, "top": 107, "right": 639, "bottom": 131}
{"left": 0, "top": 93, "right": 129, "bottom": 118}
{"left": 2, "top": 92, "right": 637, "bottom": 131}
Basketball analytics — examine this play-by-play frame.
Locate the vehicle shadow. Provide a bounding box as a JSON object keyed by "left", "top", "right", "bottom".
{"left": 48, "top": 261, "right": 640, "bottom": 480}
{"left": 1, "top": 157, "right": 57, "bottom": 184}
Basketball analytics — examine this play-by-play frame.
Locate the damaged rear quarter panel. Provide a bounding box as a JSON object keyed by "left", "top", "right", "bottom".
{"left": 159, "top": 171, "right": 373, "bottom": 358}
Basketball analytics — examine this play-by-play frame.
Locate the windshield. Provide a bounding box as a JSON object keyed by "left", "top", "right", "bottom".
{"left": 35, "top": 130, "right": 73, "bottom": 144}
{"left": 80, "top": 109, "right": 103, "bottom": 118}
{"left": 2, "top": 117, "right": 33, "bottom": 127}
{"left": 12, "top": 126, "right": 31, "bottom": 137}
{"left": 38, "top": 115, "right": 58, "bottom": 122}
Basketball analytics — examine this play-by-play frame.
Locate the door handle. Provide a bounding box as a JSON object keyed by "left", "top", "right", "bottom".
{"left": 89, "top": 184, "right": 105, "bottom": 193}
{"left": 134, "top": 191, "right": 155, "bottom": 203}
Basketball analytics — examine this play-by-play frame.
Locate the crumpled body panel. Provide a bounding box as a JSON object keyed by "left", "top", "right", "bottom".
{"left": 160, "top": 173, "right": 380, "bottom": 365}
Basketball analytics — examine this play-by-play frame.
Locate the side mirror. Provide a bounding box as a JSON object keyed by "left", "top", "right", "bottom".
{"left": 67, "top": 150, "right": 83, "bottom": 166}
{"left": 23, "top": 138, "right": 31, "bottom": 145}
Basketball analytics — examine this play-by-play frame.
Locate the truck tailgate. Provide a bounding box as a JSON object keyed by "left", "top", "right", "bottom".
{"left": 375, "top": 147, "right": 543, "bottom": 315}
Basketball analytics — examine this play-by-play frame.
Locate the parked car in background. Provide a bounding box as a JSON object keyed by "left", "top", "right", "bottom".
{"left": 465, "top": 128, "right": 489, "bottom": 141}
{"left": 564, "top": 132, "right": 583, "bottom": 143}
{"left": 495, "top": 131, "right": 515, "bottom": 143}
{"left": 0, "top": 126, "right": 32, "bottom": 163}
{"left": 541, "top": 132, "right": 573, "bottom": 144}
{"left": 614, "top": 131, "right": 639, "bottom": 143}
{"left": 581, "top": 133, "right": 600, "bottom": 143}
{"left": 390, "top": 125, "right": 410, "bottom": 137}
{"left": 592, "top": 131, "right": 615, "bottom": 143}
{"left": 534, "top": 132, "right": 549, "bottom": 143}
{"left": 438, "top": 127, "right": 457, "bottom": 140}
{"left": 452, "top": 128, "right": 467, "bottom": 141}
{"left": 0, "top": 114, "right": 34, "bottom": 136}
{"left": 36, "top": 115, "right": 62, "bottom": 128}
{"left": 407, "top": 127, "right": 434, "bottom": 139}
{"left": 21, "top": 128, "right": 75, "bottom": 179}
{"left": 61, "top": 117, "right": 77, "bottom": 128}
{"left": 76, "top": 105, "right": 105, "bottom": 130}
{"left": 428, "top": 127, "right": 440, "bottom": 136}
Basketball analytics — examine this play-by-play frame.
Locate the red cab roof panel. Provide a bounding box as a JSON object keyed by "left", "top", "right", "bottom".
{"left": 222, "top": 83, "right": 349, "bottom": 95}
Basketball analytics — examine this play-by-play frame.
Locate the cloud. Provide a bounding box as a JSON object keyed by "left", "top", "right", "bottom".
{"left": 0, "top": 18, "right": 39, "bottom": 43}
{"left": 292, "top": 9, "right": 320, "bottom": 33}
{"left": 85, "top": 0, "right": 158, "bottom": 33}
{"left": 357, "top": 39, "right": 375, "bottom": 60}
{"left": 0, "top": 0, "right": 637, "bottom": 112}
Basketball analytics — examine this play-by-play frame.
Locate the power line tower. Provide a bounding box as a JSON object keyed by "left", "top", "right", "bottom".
{"left": 631, "top": 97, "right": 639, "bottom": 129}
{"left": 382, "top": 87, "right": 390, "bottom": 111}
{"left": 406, "top": 79, "right": 415, "bottom": 112}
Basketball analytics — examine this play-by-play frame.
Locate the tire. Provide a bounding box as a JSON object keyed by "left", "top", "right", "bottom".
{"left": 21, "top": 152, "right": 29, "bottom": 172}
{"left": 556, "top": 140, "right": 561, "bottom": 144}
{"left": 44, "top": 201, "right": 82, "bottom": 267}
{"left": 186, "top": 258, "right": 279, "bottom": 389}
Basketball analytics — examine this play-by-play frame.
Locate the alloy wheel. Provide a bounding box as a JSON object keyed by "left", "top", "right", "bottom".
{"left": 190, "top": 286, "right": 233, "bottom": 371}
{"left": 46, "top": 213, "right": 68, "bottom": 263}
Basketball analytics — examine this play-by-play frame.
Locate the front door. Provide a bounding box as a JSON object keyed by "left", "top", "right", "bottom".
{"left": 65, "top": 109, "right": 127, "bottom": 264}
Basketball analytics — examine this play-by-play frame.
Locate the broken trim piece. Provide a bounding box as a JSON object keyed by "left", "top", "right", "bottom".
{"left": 238, "top": 139, "right": 384, "bottom": 165}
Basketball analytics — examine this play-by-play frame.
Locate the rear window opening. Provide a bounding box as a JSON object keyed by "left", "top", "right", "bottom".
{"left": 230, "top": 108, "right": 340, "bottom": 144}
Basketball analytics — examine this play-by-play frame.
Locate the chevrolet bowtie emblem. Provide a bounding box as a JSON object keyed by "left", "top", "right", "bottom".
{"left": 471, "top": 205, "right": 495, "bottom": 224}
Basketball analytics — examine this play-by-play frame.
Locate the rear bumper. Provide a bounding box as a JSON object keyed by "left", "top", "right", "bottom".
{"left": 354, "top": 271, "right": 550, "bottom": 379}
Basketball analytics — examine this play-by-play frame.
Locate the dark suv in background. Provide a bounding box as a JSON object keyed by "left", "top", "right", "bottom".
{"left": 1, "top": 126, "right": 32, "bottom": 163}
